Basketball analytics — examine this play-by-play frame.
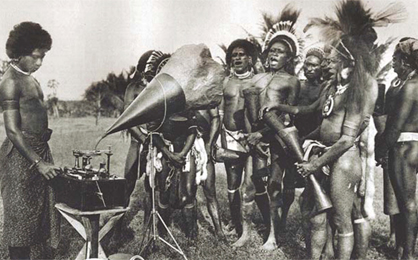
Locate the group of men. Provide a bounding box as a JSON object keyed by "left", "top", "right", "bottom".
{"left": 1, "top": 0, "right": 418, "bottom": 259}
{"left": 119, "top": 2, "right": 414, "bottom": 260}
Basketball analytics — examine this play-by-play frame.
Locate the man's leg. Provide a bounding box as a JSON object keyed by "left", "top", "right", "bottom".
{"left": 202, "top": 159, "right": 226, "bottom": 240}
{"left": 301, "top": 181, "right": 329, "bottom": 260}
{"left": 390, "top": 143, "right": 418, "bottom": 260}
{"left": 267, "top": 142, "right": 285, "bottom": 243}
{"left": 352, "top": 196, "right": 371, "bottom": 260}
{"left": 280, "top": 164, "right": 296, "bottom": 231}
{"left": 224, "top": 160, "right": 245, "bottom": 236}
{"left": 232, "top": 156, "right": 255, "bottom": 247}
{"left": 252, "top": 155, "right": 276, "bottom": 250}
{"left": 156, "top": 158, "right": 172, "bottom": 238}
{"left": 383, "top": 154, "right": 402, "bottom": 251}
{"left": 330, "top": 148, "right": 362, "bottom": 260}
{"left": 181, "top": 154, "right": 198, "bottom": 239}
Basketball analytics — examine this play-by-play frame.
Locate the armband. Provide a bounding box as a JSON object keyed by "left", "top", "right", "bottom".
{"left": 342, "top": 121, "right": 359, "bottom": 137}
{"left": 29, "top": 158, "right": 43, "bottom": 170}
{"left": 2, "top": 100, "right": 19, "bottom": 110}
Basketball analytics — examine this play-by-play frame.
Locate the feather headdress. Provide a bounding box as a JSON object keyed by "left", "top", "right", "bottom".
{"left": 304, "top": 0, "right": 406, "bottom": 113}
{"left": 304, "top": 0, "right": 406, "bottom": 75}
{"left": 304, "top": 42, "right": 326, "bottom": 61}
{"left": 261, "top": 4, "right": 303, "bottom": 56}
{"left": 144, "top": 50, "right": 171, "bottom": 81}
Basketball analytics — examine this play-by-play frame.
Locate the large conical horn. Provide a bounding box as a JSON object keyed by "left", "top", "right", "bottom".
{"left": 104, "top": 73, "right": 186, "bottom": 136}
{"left": 100, "top": 44, "right": 225, "bottom": 141}
{"left": 309, "top": 174, "right": 333, "bottom": 214}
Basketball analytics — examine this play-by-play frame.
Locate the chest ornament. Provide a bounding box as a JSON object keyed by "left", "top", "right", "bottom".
{"left": 322, "top": 84, "right": 348, "bottom": 118}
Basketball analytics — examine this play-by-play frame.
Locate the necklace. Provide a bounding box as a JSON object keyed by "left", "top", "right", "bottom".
{"left": 10, "top": 63, "right": 31, "bottom": 76}
{"left": 392, "top": 70, "right": 416, "bottom": 89}
{"left": 322, "top": 83, "right": 349, "bottom": 118}
{"left": 232, "top": 68, "right": 254, "bottom": 80}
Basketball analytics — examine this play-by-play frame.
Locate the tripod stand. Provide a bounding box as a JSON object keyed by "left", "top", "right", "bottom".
{"left": 138, "top": 133, "right": 188, "bottom": 260}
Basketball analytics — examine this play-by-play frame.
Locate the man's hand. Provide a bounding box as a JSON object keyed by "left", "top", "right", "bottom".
{"left": 259, "top": 106, "right": 270, "bottom": 120}
{"left": 254, "top": 143, "right": 269, "bottom": 158}
{"left": 246, "top": 132, "right": 263, "bottom": 147}
{"left": 205, "top": 143, "right": 213, "bottom": 161}
{"left": 166, "top": 152, "right": 186, "bottom": 167}
{"left": 36, "top": 161, "right": 60, "bottom": 180}
{"left": 295, "top": 161, "right": 318, "bottom": 178}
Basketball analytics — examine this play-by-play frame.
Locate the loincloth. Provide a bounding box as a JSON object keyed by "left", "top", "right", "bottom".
{"left": 0, "top": 129, "right": 59, "bottom": 248}
{"left": 397, "top": 132, "right": 418, "bottom": 142}
{"left": 223, "top": 128, "right": 248, "bottom": 153}
{"left": 185, "top": 136, "right": 207, "bottom": 185}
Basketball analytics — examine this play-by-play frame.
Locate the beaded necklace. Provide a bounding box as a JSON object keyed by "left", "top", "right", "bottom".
{"left": 10, "top": 63, "right": 31, "bottom": 76}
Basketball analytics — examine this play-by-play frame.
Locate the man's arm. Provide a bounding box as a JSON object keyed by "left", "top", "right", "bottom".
{"left": 298, "top": 106, "right": 363, "bottom": 175}
{"left": 207, "top": 107, "right": 220, "bottom": 158}
{"left": 179, "top": 126, "right": 198, "bottom": 158}
{"left": 1, "top": 80, "right": 58, "bottom": 179}
{"left": 269, "top": 99, "right": 321, "bottom": 116}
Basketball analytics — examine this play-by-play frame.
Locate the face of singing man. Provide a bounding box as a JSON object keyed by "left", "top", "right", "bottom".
{"left": 231, "top": 47, "right": 251, "bottom": 74}
{"left": 268, "top": 41, "right": 290, "bottom": 72}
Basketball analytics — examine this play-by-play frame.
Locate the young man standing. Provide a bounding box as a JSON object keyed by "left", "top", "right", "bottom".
{"left": 0, "top": 22, "right": 60, "bottom": 260}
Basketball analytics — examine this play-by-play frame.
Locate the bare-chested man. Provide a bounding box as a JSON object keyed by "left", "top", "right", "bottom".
{"left": 295, "top": 37, "right": 378, "bottom": 259}
{"left": 253, "top": 7, "right": 302, "bottom": 248}
{"left": 220, "top": 39, "right": 271, "bottom": 248}
{"left": 194, "top": 108, "right": 225, "bottom": 240}
{"left": 0, "top": 22, "right": 60, "bottom": 260}
{"left": 376, "top": 38, "right": 418, "bottom": 260}
{"left": 294, "top": 47, "right": 324, "bottom": 137}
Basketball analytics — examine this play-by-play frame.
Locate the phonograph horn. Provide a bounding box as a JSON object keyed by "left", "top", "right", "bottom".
{"left": 96, "top": 44, "right": 225, "bottom": 147}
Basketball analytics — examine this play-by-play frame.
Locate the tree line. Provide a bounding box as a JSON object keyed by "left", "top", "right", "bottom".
{"left": 0, "top": 58, "right": 135, "bottom": 125}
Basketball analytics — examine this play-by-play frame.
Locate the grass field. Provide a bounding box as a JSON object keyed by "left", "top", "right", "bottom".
{"left": 0, "top": 117, "right": 415, "bottom": 259}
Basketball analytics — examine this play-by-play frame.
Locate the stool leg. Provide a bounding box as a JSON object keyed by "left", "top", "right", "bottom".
{"left": 83, "top": 215, "right": 100, "bottom": 258}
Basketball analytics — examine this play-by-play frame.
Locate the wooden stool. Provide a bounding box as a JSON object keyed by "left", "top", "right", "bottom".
{"left": 55, "top": 203, "right": 129, "bottom": 260}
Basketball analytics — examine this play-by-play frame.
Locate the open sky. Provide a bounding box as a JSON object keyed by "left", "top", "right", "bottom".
{"left": 0, "top": 0, "right": 416, "bottom": 100}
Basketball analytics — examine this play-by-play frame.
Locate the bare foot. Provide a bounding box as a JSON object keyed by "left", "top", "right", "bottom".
{"left": 261, "top": 239, "right": 277, "bottom": 251}
{"left": 396, "top": 247, "right": 403, "bottom": 260}
{"left": 386, "top": 232, "right": 396, "bottom": 249}
{"left": 232, "top": 233, "right": 250, "bottom": 248}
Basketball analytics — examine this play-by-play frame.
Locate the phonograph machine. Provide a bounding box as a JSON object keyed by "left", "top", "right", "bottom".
{"left": 51, "top": 146, "right": 126, "bottom": 211}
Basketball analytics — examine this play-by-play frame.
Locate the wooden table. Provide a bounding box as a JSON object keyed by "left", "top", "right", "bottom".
{"left": 55, "top": 203, "right": 129, "bottom": 260}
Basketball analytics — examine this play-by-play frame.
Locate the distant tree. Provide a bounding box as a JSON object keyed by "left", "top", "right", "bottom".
{"left": 0, "top": 59, "right": 9, "bottom": 79}
{"left": 83, "top": 68, "right": 132, "bottom": 123}
{"left": 103, "top": 70, "right": 131, "bottom": 115}
{"left": 84, "top": 80, "right": 110, "bottom": 125}
{"left": 47, "top": 79, "right": 60, "bottom": 118}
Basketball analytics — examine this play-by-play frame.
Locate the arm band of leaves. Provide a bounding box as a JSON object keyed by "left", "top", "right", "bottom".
{"left": 2, "top": 100, "right": 19, "bottom": 110}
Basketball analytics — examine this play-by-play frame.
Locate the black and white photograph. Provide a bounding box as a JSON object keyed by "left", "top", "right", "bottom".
{"left": 0, "top": 0, "right": 417, "bottom": 259}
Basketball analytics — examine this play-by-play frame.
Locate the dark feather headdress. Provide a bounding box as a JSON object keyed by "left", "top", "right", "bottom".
{"left": 304, "top": 0, "right": 406, "bottom": 75}
{"left": 144, "top": 50, "right": 171, "bottom": 82}
{"left": 261, "top": 4, "right": 303, "bottom": 57}
{"left": 304, "top": 0, "right": 406, "bottom": 112}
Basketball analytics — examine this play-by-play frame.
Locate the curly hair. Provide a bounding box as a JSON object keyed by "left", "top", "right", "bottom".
{"left": 6, "top": 22, "right": 52, "bottom": 59}
{"left": 395, "top": 37, "right": 418, "bottom": 70}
